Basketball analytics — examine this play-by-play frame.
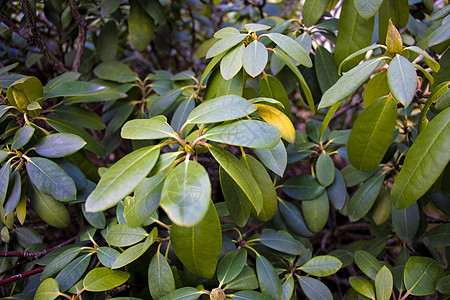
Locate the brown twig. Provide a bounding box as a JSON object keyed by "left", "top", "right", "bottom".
{"left": 0, "top": 13, "right": 31, "bottom": 40}
{"left": 68, "top": 0, "right": 87, "bottom": 72}
{"left": 0, "top": 236, "right": 76, "bottom": 258}
{"left": 0, "top": 267, "right": 45, "bottom": 286}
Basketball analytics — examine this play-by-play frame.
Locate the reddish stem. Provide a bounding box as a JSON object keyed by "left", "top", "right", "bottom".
{"left": 0, "top": 267, "right": 45, "bottom": 286}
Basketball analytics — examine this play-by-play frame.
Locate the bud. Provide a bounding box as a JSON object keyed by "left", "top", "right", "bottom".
{"left": 210, "top": 288, "right": 226, "bottom": 300}
{"left": 386, "top": 19, "right": 403, "bottom": 55}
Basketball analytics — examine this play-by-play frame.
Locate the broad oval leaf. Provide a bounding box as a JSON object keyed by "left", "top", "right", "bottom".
{"left": 256, "top": 255, "right": 282, "bottom": 299}
{"left": 326, "top": 169, "right": 347, "bottom": 210}
{"left": 363, "top": 70, "right": 390, "bottom": 107}
{"left": 205, "top": 120, "right": 281, "bottom": 149}
{"left": 316, "top": 151, "right": 335, "bottom": 187}
{"left": 111, "top": 229, "right": 157, "bottom": 269}
{"left": 302, "top": 0, "right": 330, "bottom": 27}
{"left": 121, "top": 116, "right": 176, "bottom": 140}
{"left": 43, "top": 81, "right": 110, "bottom": 98}
{"left": 300, "top": 255, "right": 342, "bottom": 277}
{"left": 149, "top": 88, "right": 183, "bottom": 116}
{"left": 226, "top": 267, "right": 259, "bottom": 290}
{"left": 318, "top": 58, "right": 381, "bottom": 109}
{"left": 243, "top": 40, "right": 268, "bottom": 78}
{"left": 283, "top": 174, "right": 324, "bottom": 201}
{"left": 302, "top": 191, "right": 329, "bottom": 232}
{"left": 26, "top": 157, "right": 76, "bottom": 201}
{"left": 266, "top": 33, "right": 312, "bottom": 67}
{"left": 94, "top": 61, "right": 138, "bottom": 83}
{"left": 206, "top": 34, "right": 248, "bottom": 58}
{"left": 97, "top": 247, "right": 120, "bottom": 268}
{"left": 423, "top": 223, "right": 450, "bottom": 248}
{"left": 254, "top": 140, "right": 287, "bottom": 177}
{"left": 387, "top": 55, "right": 418, "bottom": 107}
{"left": 128, "top": 0, "right": 154, "bottom": 52}
{"left": 160, "top": 160, "right": 211, "bottom": 226}
{"left": 41, "top": 246, "right": 84, "bottom": 280}
{"left": 244, "top": 23, "right": 271, "bottom": 32}
{"left": 258, "top": 231, "right": 306, "bottom": 256}
{"left": 217, "top": 248, "right": 247, "bottom": 285}
{"left": 83, "top": 267, "right": 130, "bottom": 292}
{"left": 187, "top": 95, "right": 256, "bottom": 124}
{"left": 404, "top": 256, "right": 444, "bottom": 296}
{"left": 391, "top": 107, "right": 450, "bottom": 209}
{"left": 148, "top": 251, "right": 176, "bottom": 299}
{"left": 55, "top": 253, "right": 91, "bottom": 291}
{"left": 85, "top": 145, "right": 160, "bottom": 212}
{"left": 160, "top": 287, "right": 202, "bottom": 300}
{"left": 354, "top": 0, "right": 384, "bottom": 19}
{"left": 209, "top": 145, "right": 263, "bottom": 213}
{"left": 348, "top": 96, "right": 397, "bottom": 171}
{"left": 298, "top": 276, "right": 332, "bottom": 300}
{"left": 354, "top": 250, "right": 383, "bottom": 280}
{"left": 375, "top": 266, "right": 393, "bottom": 300}
{"left": 35, "top": 278, "right": 60, "bottom": 300}
{"left": 12, "top": 125, "right": 34, "bottom": 150}
{"left": 349, "top": 277, "right": 375, "bottom": 299}
{"left": 315, "top": 46, "right": 340, "bottom": 93}
{"left": 391, "top": 202, "right": 419, "bottom": 243}
{"left": 348, "top": 174, "right": 384, "bottom": 222}
{"left": 105, "top": 223, "right": 148, "bottom": 247}
{"left": 278, "top": 200, "right": 314, "bottom": 237}
{"left": 170, "top": 201, "right": 222, "bottom": 279}
{"left": 258, "top": 74, "right": 293, "bottom": 120}
{"left": 34, "top": 133, "right": 86, "bottom": 158}
{"left": 221, "top": 43, "right": 245, "bottom": 80}
{"left": 255, "top": 104, "right": 295, "bottom": 144}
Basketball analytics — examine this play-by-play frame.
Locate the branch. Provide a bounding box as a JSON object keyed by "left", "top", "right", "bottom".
{"left": 0, "top": 236, "right": 76, "bottom": 258}
{"left": 0, "top": 267, "right": 45, "bottom": 286}
{"left": 19, "top": 0, "right": 68, "bottom": 72}
{"left": 0, "top": 13, "right": 31, "bottom": 40}
{"left": 68, "top": 0, "right": 87, "bottom": 72}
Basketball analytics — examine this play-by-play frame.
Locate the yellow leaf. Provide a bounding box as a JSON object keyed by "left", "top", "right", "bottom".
{"left": 255, "top": 104, "right": 295, "bottom": 144}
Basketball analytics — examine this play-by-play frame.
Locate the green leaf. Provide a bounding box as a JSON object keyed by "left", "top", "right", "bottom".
{"left": 258, "top": 231, "right": 306, "bottom": 255}
{"left": 298, "top": 276, "right": 332, "bottom": 300}
{"left": 124, "top": 172, "right": 166, "bottom": 228}
{"left": 354, "top": 250, "right": 383, "bottom": 280}
{"left": 121, "top": 116, "right": 176, "bottom": 140}
{"left": 391, "top": 107, "right": 450, "bottom": 209}
{"left": 423, "top": 223, "right": 450, "bottom": 248}
{"left": 218, "top": 248, "right": 247, "bottom": 285}
{"left": 6, "top": 76, "right": 43, "bottom": 116}
{"left": 44, "top": 72, "right": 81, "bottom": 91}
{"left": 258, "top": 74, "right": 292, "bottom": 121}
{"left": 27, "top": 180, "right": 70, "bottom": 228}
{"left": 187, "top": 95, "right": 256, "bottom": 124}
{"left": 105, "top": 223, "right": 148, "bottom": 247}
{"left": 97, "top": 21, "right": 118, "bottom": 61}
{"left": 170, "top": 201, "right": 222, "bottom": 278}
{"left": 436, "top": 88, "right": 450, "bottom": 110}
{"left": 219, "top": 167, "right": 251, "bottom": 227}
{"left": 209, "top": 145, "right": 263, "bottom": 213}
{"left": 45, "top": 117, "right": 106, "bottom": 157}
{"left": 348, "top": 174, "right": 384, "bottom": 222}
{"left": 129, "top": 0, "right": 154, "bottom": 52}
{"left": 375, "top": 266, "right": 393, "bottom": 300}
{"left": 83, "top": 267, "right": 130, "bottom": 292}
{"left": 149, "top": 88, "right": 183, "bottom": 116}
{"left": 254, "top": 140, "right": 287, "bottom": 177}
{"left": 35, "top": 278, "right": 60, "bottom": 300}
{"left": 172, "top": 97, "right": 195, "bottom": 134}
{"left": 279, "top": 200, "right": 314, "bottom": 237}
{"left": 283, "top": 174, "right": 325, "bottom": 201}
{"left": 354, "top": 0, "right": 384, "bottom": 19}
{"left": 256, "top": 255, "right": 282, "bottom": 300}
{"left": 319, "top": 58, "right": 382, "bottom": 109}
{"left": 206, "top": 34, "right": 248, "bottom": 59}
{"left": 363, "top": 70, "right": 390, "bottom": 107}
{"left": 0, "top": 160, "right": 11, "bottom": 207}
{"left": 436, "top": 275, "right": 450, "bottom": 295}
{"left": 391, "top": 202, "right": 419, "bottom": 243}
{"left": 205, "top": 120, "right": 280, "bottom": 149}
{"left": 243, "top": 41, "right": 268, "bottom": 78}
{"left": 94, "top": 61, "right": 138, "bottom": 83}
{"left": 85, "top": 145, "right": 160, "bottom": 212}
{"left": 404, "top": 256, "right": 444, "bottom": 296}
{"left": 55, "top": 253, "right": 91, "bottom": 291}
{"left": 349, "top": 277, "right": 375, "bottom": 299}
{"left": 160, "top": 160, "right": 211, "bottom": 226}
{"left": 34, "top": 133, "right": 86, "bottom": 158}
{"left": 160, "top": 287, "right": 202, "bottom": 300}
{"left": 316, "top": 151, "right": 335, "bottom": 187}
{"left": 205, "top": 67, "right": 244, "bottom": 100}
{"left": 326, "top": 169, "right": 347, "bottom": 210}
{"left": 245, "top": 23, "right": 271, "bottom": 32}
{"left": 26, "top": 157, "right": 76, "bottom": 201}
{"left": 387, "top": 55, "right": 418, "bottom": 107}
{"left": 43, "top": 81, "right": 110, "bottom": 98}
{"left": 137, "top": 0, "right": 166, "bottom": 25}
{"left": 429, "top": 20, "right": 450, "bottom": 46}
{"left": 148, "top": 251, "right": 176, "bottom": 299}
{"left": 302, "top": 191, "right": 329, "bottom": 232}
{"left": 231, "top": 291, "right": 271, "bottom": 300}
{"left": 314, "top": 46, "right": 339, "bottom": 93}
{"left": 302, "top": 0, "right": 330, "bottom": 27}
{"left": 271, "top": 48, "right": 315, "bottom": 114}
{"left": 341, "top": 165, "right": 381, "bottom": 187}
{"left": 97, "top": 247, "right": 120, "bottom": 268}
{"left": 221, "top": 43, "right": 245, "bottom": 80}
{"left": 334, "top": 0, "right": 374, "bottom": 69}
{"left": 41, "top": 246, "right": 84, "bottom": 279}
{"left": 348, "top": 96, "right": 397, "bottom": 171}
{"left": 405, "top": 46, "right": 440, "bottom": 73}
{"left": 63, "top": 88, "right": 127, "bottom": 104}
{"left": 226, "top": 267, "right": 259, "bottom": 290}
{"left": 214, "top": 27, "right": 240, "bottom": 39}
{"left": 111, "top": 229, "right": 157, "bottom": 269}
{"left": 3, "top": 170, "right": 21, "bottom": 215}
{"left": 11, "top": 125, "right": 34, "bottom": 150}
{"left": 300, "top": 255, "right": 342, "bottom": 277}
{"left": 266, "top": 33, "right": 311, "bottom": 67}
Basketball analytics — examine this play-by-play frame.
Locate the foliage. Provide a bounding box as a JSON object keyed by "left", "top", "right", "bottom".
{"left": 0, "top": 0, "right": 449, "bottom": 299}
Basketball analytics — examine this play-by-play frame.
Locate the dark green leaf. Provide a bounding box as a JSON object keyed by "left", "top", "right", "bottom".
{"left": 354, "top": 0, "right": 384, "bottom": 19}
{"left": 300, "top": 255, "right": 342, "bottom": 277}
{"left": 302, "top": 191, "right": 329, "bottom": 232}
{"left": 137, "top": 0, "right": 166, "bottom": 24}
{"left": 3, "top": 170, "right": 21, "bottom": 215}
{"left": 217, "top": 248, "right": 247, "bottom": 285}
{"left": 129, "top": 0, "right": 154, "bottom": 52}
{"left": 298, "top": 276, "right": 332, "bottom": 300}
{"left": 226, "top": 267, "right": 259, "bottom": 290}
{"left": 256, "top": 255, "right": 282, "bottom": 300}
{"left": 149, "top": 88, "right": 183, "bottom": 116}
{"left": 231, "top": 291, "right": 271, "bottom": 300}
{"left": 423, "top": 223, "right": 450, "bottom": 247}
{"left": 160, "top": 287, "right": 202, "bottom": 300}
{"left": 348, "top": 174, "right": 384, "bottom": 222}
{"left": 41, "top": 246, "right": 84, "bottom": 279}
{"left": 391, "top": 202, "right": 419, "bottom": 243}
{"left": 302, "top": 0, "right": 330, "bottom": 27}
{"left": 278, "top": 200, "right": 314, "bottom": 237}
{"left": 258, "top": 231, "right": 306, "bottom": 255}
{"left": 363, "top": 70, "right": 390, "bottom": 107}
{"left": 354, "top": 250, "right": 383, "bottom": 280}
{"left": 0, "top": 160, "right": 11, "bottom": 206}
{"left": 34, "top": 133, "right": 86, "bottom": 158}
{"left": 283, "top": 174, "right": 325, "bottom": 201}
{"left": 316, "top": 151, "right": 335, "bottom": 187}
{"left": 341, "top": 164, "right": 381, "bottom": 187}
{"left": 404, "top": 256, "right": 444, "bottom": 296}
{"left": 11, "top": 125, "right": 34, "bottom": 150}
{"left": 55, "top": 253, "right": 91, "bottom": 291}
{"left": 43, "top": 81, "right": 111, "bottom": 98}
{"left": 314, "top": 46, "right": 339, "bottom": 93}
{"left": 326, "top": 169, "right": 347, "bottom": 210}
{"left": 258, "top": 74, "right": 292, "bottom": 120}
